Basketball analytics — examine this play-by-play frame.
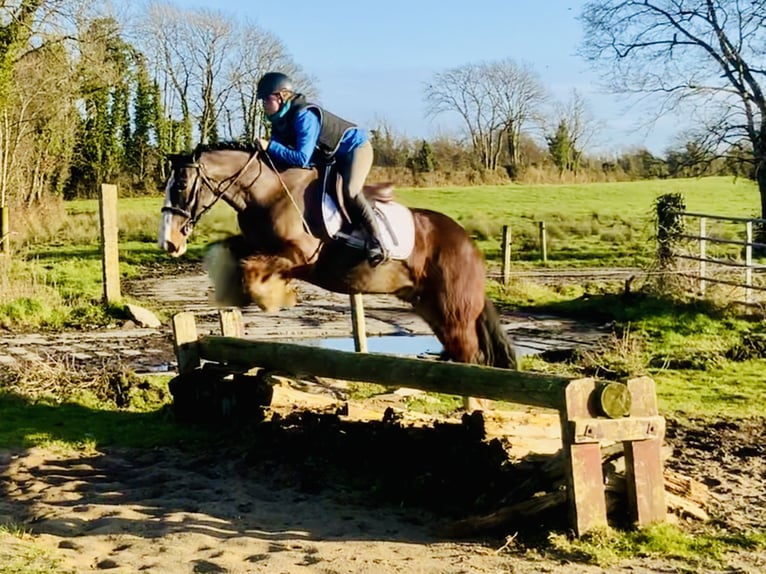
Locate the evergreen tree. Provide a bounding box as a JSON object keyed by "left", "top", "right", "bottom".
{"left": 408, "top": 140, "right": 435, "bottom": 173}
{"left": 129, "top": 56, "right": 157, "bottom": 183}
{"left": 546, "top": 120, "right": 575, "bottom": 175}
{"left": 69, "top": 17, "right": 136, "bottom": 197}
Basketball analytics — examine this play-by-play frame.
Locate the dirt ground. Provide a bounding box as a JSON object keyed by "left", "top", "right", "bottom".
{"left": 0, "top": 268, "right": 764, "bottom": 573}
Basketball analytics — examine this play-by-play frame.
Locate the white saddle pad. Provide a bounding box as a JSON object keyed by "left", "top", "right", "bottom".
{"left": 320, "top": 192, "right": 416, "bottom": 260}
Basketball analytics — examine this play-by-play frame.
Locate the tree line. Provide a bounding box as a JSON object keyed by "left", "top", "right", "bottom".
{"left": 0, "top": 1, "right": 762, "bottom": 207}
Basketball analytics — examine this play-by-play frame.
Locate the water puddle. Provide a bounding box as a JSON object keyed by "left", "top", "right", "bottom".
{"left": 296, "top": 334, "right": 541, "bottom": 360}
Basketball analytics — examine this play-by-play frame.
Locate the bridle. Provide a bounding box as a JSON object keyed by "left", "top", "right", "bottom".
{"left": 162, "top": 151, "right": 262, "bottom": 235}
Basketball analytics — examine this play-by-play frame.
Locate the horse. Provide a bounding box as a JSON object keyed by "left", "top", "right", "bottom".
{"left": 158, "top": 142, "right": 516, "bottom": 371}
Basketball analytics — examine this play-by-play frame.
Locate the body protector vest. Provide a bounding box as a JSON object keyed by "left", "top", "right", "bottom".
{"left": 269, "top": 95, "right": 356, "bottom": 164}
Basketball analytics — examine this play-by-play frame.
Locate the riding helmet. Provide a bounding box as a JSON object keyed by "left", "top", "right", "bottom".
{"left": 257, "top": 72, "right": 294, "bottom": 99}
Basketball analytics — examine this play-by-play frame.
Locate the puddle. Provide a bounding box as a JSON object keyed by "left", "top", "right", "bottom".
{"left": 295, "top": 334, "right": 541, "bottom": 360}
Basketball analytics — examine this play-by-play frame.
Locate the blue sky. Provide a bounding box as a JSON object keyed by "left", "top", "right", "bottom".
{"left": 175, "top": 0, "right": 685, "bottom": 155}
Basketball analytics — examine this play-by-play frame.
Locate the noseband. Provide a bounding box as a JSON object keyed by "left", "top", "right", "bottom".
{"left": 162, "top": 151, "right": 262, "bottom": 234}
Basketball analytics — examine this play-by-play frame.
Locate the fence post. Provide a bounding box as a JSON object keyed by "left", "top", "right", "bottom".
{"left": 0, "top": 205, "right": 8, "bottom": 254}
{"left": 219, "top": 308, "right": 244, "bottom": 337}
{"left": 350, "top": 293, "right": 368, "bottom": 353}
{"left": 745, "top": 221, "right": 753, "bottom": 304}
{"left": 99, "top": 183, "right": 121, "bottom": 303}
{"left": 172, "top": 312, "right": 200, "bottom": 374}
{"left": 538, "top": 221, "right": 547, "bottom": 264}
{"left": 698, "top": 217, "right": 706, "bottom": 295}
{"left": 501, "top": 224, "right": 512, "bottom": 285}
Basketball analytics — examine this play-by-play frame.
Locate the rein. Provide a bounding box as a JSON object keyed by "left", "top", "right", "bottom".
{"left": 162, "top": 151, "right": 262, "bottom": 233}
{"left": 257, "top": 143, "right": 312, "bottom": 235}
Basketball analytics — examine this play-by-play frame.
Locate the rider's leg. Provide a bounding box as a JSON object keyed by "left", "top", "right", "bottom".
{"left": 341, "top": 140, "right": 388, "bottom": 265}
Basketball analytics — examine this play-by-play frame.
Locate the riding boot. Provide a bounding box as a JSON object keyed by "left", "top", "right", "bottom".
{"left": 351, "top": 194, "right": 389, "bottom": 266}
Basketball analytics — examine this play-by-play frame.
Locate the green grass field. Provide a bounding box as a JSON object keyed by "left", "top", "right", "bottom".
{"left": 52, "top": 175, "right": 761, "bottom": 267}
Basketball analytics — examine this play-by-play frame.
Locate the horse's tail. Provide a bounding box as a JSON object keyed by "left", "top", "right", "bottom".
{"left": 476, "top": 297, "right": 517, "bottom": 369}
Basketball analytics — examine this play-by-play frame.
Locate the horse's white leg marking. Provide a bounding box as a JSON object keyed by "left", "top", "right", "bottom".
{"left": 157, "top": 211, "right": 173, "bottom": 250}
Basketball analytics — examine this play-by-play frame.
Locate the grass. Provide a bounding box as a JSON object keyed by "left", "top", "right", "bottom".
{"left": 0, "top": 390, "right": 213, "bottom": 451}
{"left": 489, "top": 277, "right": 766, "bottom": 420}
{"left": 395, "top": 176, "right": 760, "bottom": 267}
{"left": 0, "top": 532, "right": 74, "bottom": 574}
{"left": 3, "top": 174, "right": 758, "bottom": 331}
{"left": 546, "top": 524, "right": 766, "bottom": 569}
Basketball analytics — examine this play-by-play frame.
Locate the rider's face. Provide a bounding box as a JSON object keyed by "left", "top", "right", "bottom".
{"left": 262, "top": 93, "right": 282, "bottom": 116}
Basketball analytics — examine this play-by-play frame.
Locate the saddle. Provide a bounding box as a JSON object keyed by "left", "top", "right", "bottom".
{"left": 305, "top": 164, "right": 415, "bottom": 260}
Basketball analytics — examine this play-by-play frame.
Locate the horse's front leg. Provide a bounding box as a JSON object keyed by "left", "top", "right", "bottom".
{"left": 205, "top": 239, "right": 298, "bottom": 312}
{"left": 240, "top": 254, "right": 298, "bottom": 312}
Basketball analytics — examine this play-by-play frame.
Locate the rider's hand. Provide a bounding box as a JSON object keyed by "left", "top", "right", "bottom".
{"left": 258, "top": 138, "right": 270, "bottom": 151}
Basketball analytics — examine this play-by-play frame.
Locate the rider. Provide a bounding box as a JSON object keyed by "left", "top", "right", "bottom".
{"left": 256, "top": 71, "right": 388, "bottom": 266}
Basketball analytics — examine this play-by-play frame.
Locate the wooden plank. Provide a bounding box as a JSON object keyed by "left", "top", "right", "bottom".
{"left": 172, "top": 312, "right": 200, "bottom": 374}
{"left": 625, "top": 438, "right": 667, "bottom": 526}
{"left": 560, "top": 378, "right": 607, "bottom": 534}
{"left": 197, "top": 336, "right": 573, "bottom": 409}
{"left": 219, "top": 308, "right": 244, "bottom": 337}
{"left": 99, "top": 183, "right": 121, "bottom": 303}
{"left": 627, "top": 376, "right": 659, "bottom": 417}
{"left": 624, "top": 376, "right": 666, "bottom": 526}
{"left": 440, "top": 489, "right": 568, "bottom": 538}
{"left": 569, "top": 415, "right": 665, "bottom": 443}
{"left": 567, "top": 442, "right": 607, "bottom": 534}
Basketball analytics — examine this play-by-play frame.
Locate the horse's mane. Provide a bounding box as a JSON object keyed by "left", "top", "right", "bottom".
{"left": 192, "top": 141, "right": 259, "bottom": 159}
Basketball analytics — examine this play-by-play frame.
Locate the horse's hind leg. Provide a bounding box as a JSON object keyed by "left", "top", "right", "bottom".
{"left": 411, "top": 298, "right": 492, "bottom": 413}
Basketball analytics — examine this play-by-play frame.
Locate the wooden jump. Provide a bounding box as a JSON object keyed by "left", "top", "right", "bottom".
{"left": 171, "top": 309, "right": 666, "bottom": 536}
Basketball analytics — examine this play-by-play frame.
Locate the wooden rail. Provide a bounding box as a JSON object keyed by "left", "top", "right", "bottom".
{"left": 170, "top": 309, "right": 666, "bottom": 536}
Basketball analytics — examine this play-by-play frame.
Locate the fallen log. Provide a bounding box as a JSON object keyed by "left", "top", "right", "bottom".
{"left": 440, "top": 490, "right": 568, "bottom": 538}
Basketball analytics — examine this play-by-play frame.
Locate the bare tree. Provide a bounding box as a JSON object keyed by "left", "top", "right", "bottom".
{"left": 486, "top": 60, "right": 548, "bottom": 171}
{"left": 0, "top": 0, "right": 87, "bottom": 206}
{"left": 580, "top": 0, "right": 766, "bottom": 221}
{"left": 229, "top": 26, "right": 311, "bottom": 143}
{"left": 140, "top": 3, "right": 238, "bottom": 146}
{"left": 139, "top": 3, "right": 310, "bottom": 146}
{"left": 424, "top": 59, "right": 546, "bottom": 172}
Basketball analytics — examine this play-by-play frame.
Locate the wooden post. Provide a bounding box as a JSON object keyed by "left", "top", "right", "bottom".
{"left": 699, "top": 217, "right": 707, "bottom": 295}
{"left": 538, "top": 221, "right": 547, "bottom": 264}
{"left": 623, "top": 376, "right": 666, "bottom": 527}
{"left": 745, "top": 221, "right": 753, "bottom": 304}
{"left": 172, "top": 312, "right": 200, "bottom": 374}
{"left": 99, "top": 183, "right": 121, "bottom": 303}
{"left": 0, "top": 205, "right": 8, "bottom": 254}
{"left": 349, "top": 293, "right": 368, "bottom": 353}
{"left": 560, "top": 377, "right": 666, "bottom": 534}
{"left": 501, "top": 225, "right": 512, "bottom": 285}
{"left": 559, "top": 378, "right": 607, "bottom": 534}
{"left": 219, "top": 308, "right": 244, "bottom": 337}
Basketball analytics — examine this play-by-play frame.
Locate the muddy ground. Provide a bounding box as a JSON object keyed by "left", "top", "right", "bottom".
{"left": 0, "top": 268, "right": 764, "bottom": 573}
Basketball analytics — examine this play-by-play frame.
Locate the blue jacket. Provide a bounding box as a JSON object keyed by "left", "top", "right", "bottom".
{"left": 267, "top": 103, "right": 368, "bottom": 167}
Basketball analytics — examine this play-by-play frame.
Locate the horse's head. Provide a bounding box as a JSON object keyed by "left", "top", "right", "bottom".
{"left": 158, "top": 145, "right": 270, "bottom": 257}
{"left": 158, "top": 153, "right": 206, "bottom": 257}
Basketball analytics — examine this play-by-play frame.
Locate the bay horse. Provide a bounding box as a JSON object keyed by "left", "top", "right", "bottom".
{"left": 158, "top": 142, "right": 516, "bottom": 370}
